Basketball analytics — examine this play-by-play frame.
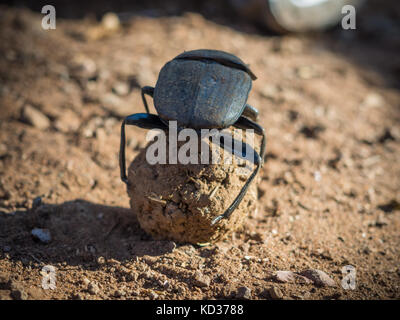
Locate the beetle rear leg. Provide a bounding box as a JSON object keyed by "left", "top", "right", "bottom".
{"left": 120, "top": 113, "right": 167, "bottom": 184}
{"left": 211, "top": 116, "right": 266, "bottom": 225}
{"left": 141, "top": 86, "right": 155, "bottom": 113}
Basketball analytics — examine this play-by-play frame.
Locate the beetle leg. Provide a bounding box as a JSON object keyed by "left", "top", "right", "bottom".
{"left": 211, "top": 116, "right": 266, "bottom": 225}
{"left": 120, "top": 113, "right": 167, "bottom": 184}
{"left": 242, "top": 104, "right": 259, "bottom": 121}
{"left": 141, "top": 86, "right": 155, "bottom": 114}
{"left": 233, "top": 116, "right": 266, "bottom": 164}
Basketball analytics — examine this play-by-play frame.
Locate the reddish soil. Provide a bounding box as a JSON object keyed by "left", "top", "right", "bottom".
{"left": 0, "top": 1, "right": 399, "bottom": 300}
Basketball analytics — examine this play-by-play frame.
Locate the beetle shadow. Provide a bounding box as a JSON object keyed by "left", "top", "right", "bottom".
{"left": 0, "top": 199, "right": 178, "bottom": 269}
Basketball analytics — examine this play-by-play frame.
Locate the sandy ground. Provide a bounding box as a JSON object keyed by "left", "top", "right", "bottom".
{"left": 0, "top": 1, "right": 400, "bottom": 300}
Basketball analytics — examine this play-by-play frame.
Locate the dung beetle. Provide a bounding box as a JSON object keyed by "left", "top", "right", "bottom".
{"left": 119, "top": 49, "right": 265, "bottom": 225}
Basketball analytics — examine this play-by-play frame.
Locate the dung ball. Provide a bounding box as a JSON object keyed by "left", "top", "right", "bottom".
{"left": 127, "top": 134, "right": 259, "bottom": 244}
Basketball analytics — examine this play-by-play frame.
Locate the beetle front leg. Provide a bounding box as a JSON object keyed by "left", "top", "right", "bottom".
{"left": 242, "top": 104, "right": 259, "bottom": 122}
{"left": 120, "top": 113, "right": 167, "bottom": 184}
{"left": 141, "top": 86, "right": 155, "bottom": 114}
{"left": 211, "top": 116, "right": 266, "bottom": 225}
{"left": 233, "top": 116, "right": 266, "bottom": 164}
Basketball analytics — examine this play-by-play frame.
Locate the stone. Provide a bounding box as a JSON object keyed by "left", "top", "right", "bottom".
{"left": 100, "top": 93, "right": 131, "bottom": 118}
{"left": 149, "top": 290, "right": 159, "bottom": 300}
{"left": 0, "top": 290, "right": 12, "bottom": 300}
{"left": 296, "top": 65, "right": 320, "bottom": 79}
{"left": 97, "top": 256, "right": 106, "bottom": 264}
{"left": 113, "top": 81, "right": 130, "bottom": 96}
{"left": 31, "top": 228, "right": 51, "bottom": 244}
{"left": 193, "top": 271, "right": 211, "bottom": 288}
{"left": 101, "top": 13, "right": 120, "bottom": 32}
{"left": 72, "top": 293, "right": 83, "bottom": 300}
{"left": 88, "top": 282, "right": 100, "bottom": 295}
{"left": 22, "top": 105, "right": 50, "bottom": 130}
{"left": 361, "top": 93, "right": 384, "bottom": 108}
{"left": 70, "top": 55, "right": 97, "bottom": 79}
{"left": 236, "top": 286, "right": 251, "bottom": 300}
{"left": 300, "top": 269, "right": 336, "bottom": 287}
{"left": 54, "top": 110, "right": 81, "bottom": 133}
{"left": 0, "top": 143, "right": 8, "bottom": 157}
{"left": 268, "top": 286, "right": 283, "bottom": 299}
{"left": 10, "top": 282, "right": 28, "bottom": 300}
{"left": 0, "top": 273, "right": 11, "bottom": 289}
{"left": 273, "top": 270, "right": 312, "bottom": 284}
{"left": 114, "top": 289, "right": 125, "bottom": 297}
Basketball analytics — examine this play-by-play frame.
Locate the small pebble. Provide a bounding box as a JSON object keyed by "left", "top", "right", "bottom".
{"left": 314, "top": 171, "right": 322, "bottom": 182}
{"left": 31, "top": 228, "right": 51, "bottom": 244}
{"left": 361, "top": 93, "right": 384, "bottom": 108}
{"left": 22, "top": 105, "right": 50, "bottom": 130}
{"left": 10, "top": 282, "right": 27, "bottom": 300}
{"left": 73, "top": 293, "right": 83, "bottom": 300}
{"left": 193, "top": 271, "right": 211, "bottom": 288}
{"left": 273, "top": 270, "right": 312, "bottom": 284}
{"left": 88, "top": 282, "right": 100, "bottom": 295}
{"left": 149, "top": 290, "right": 159, "bottom": 300}
{"left": 260, "top": 85, "right": 280, "bottom": 101}
{"left": 11, "top": 287, "right": 28, "bottom": 300}
{"left": 112, "top": 82, "right": 130, "bottom": 96}
{"left": 100, "top": 93, "right": 130, "bottom": 117}
{"left": 300, "top": 269, "right": 336, "bottom": 287}
{"left": 296, "top": 65, "right": 319, "bottom": 79}
{"left": 114, "top": 289, "right": 125, "bottom": 297}
{"left": 303, "top": 292, "right": 311, "bottom": 299}
{"left": 0, "top": 143, "right": 8, "bottom": 157}
{"left": 236, "top": 286, "right": 251, "bottom": 300}
{"left": 163, "top": 280, "right": 170, "bottom": 289}
{"left": 268, "top": 286, "right": 283, "bottom": 299}
{"left": 166, "top": 241, "right": 177, "bottom": 252}
{"left": 101, "top": 12, "right": 120, "bottom": 31}
{"left": 363, "top": 246, "right": 371, "bottom": 255}
{"left": 0, "top": 273, "right": 10, "bottom": 286}
{"left": 54, "top": 110, "right": 81, "bottom": 133}
{"left": 97, "top": 256, "right": 106, "bottom": 264}
{"left": 70, "top": 55, "right": 97, "bottom": 79}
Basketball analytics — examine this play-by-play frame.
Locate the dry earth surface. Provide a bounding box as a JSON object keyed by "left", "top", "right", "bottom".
{"left": 0, "top": 1, "right": 400, "bottom": 300}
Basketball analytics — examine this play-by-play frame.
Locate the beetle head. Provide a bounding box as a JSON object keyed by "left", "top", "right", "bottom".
{"left": 174, "top": 49, "right": 257, "bottom": 80}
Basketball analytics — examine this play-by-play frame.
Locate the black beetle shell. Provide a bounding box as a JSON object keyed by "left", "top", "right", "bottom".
{"left": 153, "top": 50, "right": 253, "bottom": 129}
